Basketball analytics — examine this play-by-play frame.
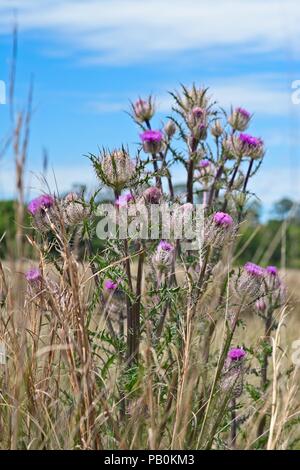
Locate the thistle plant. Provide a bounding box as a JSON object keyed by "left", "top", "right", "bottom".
{"left": 1, "top": 83, "right": 298, "bottom": 451}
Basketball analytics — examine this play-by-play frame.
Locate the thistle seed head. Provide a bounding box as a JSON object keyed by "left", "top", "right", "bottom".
{"left": 99, "top": 149, "right": 136, "bottom": 190}
{"left": 63, "top": 192, "right": 90, "bottom": 226}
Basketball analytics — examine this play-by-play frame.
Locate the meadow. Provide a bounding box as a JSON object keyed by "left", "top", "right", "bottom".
{"left": 1, "top": 78, "right": 300, "bottom": 451}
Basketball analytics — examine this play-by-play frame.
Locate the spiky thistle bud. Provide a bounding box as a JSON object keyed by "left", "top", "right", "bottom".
{"left": 164, "top": 120, "right": 177, "bottom": 139}
{"left": 187, "top": 107, "right": 208, "bottom": 141}
{"left": 264, "top": 266, "right": 281, "bottom": 289}
{"left": 228, "top": 107, "right": 251, "bottom": 131}
{"left": 200, "top": 159, "right": 212, "bottom": 174}
{"left": 142, "top": 186, "right": 162, "bottom": 204}
{"left": 255, "top": 297, "right": 267, "bottom": 312}
{"left": 152, "top": 240, "right": 175, "bottom": 271}
{"left": 221, "top": 348, "right": 246, "bottom": 398}
{"left": 210, "top": 120, "right": 223, "bottom": 138}
{"left": 196, "top": 159, "right": 215, "bottom": 183}
{"left": 260, "top": 266, "right": 286, "bottom": 309}
{"left": 183, "top": 85, "right": 210, "bottom": 110}
{"left": 96, "top": 149, "right": 136, "bottom": 191}
{"left": 132, "top": 97, "right": 155, "bottom": 123}
{"left": 234, "top": 262, "right": 265, "bottom": 302}
{"left": 204, "top": 211, "right": 236, "bottom": 248}
{"left": 187, "top": 107, "right": 205, "bottom": 126}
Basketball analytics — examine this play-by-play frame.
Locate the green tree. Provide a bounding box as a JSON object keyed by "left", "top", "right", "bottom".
{"left": 272, "top": 198, "right": 294, "bottom": 220}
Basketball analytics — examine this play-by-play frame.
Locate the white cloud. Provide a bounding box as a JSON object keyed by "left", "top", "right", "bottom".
{"left": 87, "top": 75, "right": 291, "bottom": 117}
{"left": 0, "top": 1, "right": 298, "bottom": 207}
{"left": 157, "top": 82, "right": 290, "bottom": 116}
{"left": 213, "top": 83, "right": 290, "bottom": 116}
{"left": 0, "top": 0, "right": 299, "bottom": 64}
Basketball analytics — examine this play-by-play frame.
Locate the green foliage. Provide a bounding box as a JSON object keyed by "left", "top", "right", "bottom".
{"left": 0, "top": 200, "right": 16, "bottom": 257}
{"left": 236, "top": 217, "right": 300, "bottom": 269}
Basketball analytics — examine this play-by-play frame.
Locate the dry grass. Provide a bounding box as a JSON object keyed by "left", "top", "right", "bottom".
{"left": 0, "top": 255, "right": 299, "bottom": 450}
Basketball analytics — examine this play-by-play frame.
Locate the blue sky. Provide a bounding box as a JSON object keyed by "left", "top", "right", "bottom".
{"left": 0, "top": 0, "right": 300, "bottom": 215}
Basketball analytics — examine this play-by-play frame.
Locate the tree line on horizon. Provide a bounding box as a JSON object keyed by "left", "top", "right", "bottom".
{"left": 1, "top": 196, "right": 300, "bottom": 268}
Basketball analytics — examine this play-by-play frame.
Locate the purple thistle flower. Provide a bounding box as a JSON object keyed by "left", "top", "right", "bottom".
{"left": 213, "top": 212, "right": 233, "bottom": 227}
{"left": 222, "top": 348, "right": 246, "bottom": 397}
{"left": 228, "top": 347, "right": 246, "bottom": 361}
{"left": 140, "top": 130, "right": 163, "bottom": 154}
{"left": 27, "top": 199, "right": 40, "bottom": 215}
{"left": 27, "top": 194, "right": 54, "bottom": 216}
{"left": 266, "top": 265, "right": 278, "bottom": 276}
{"left": 239, "top": 133, "right": 263, "bottom": 148}
{"left": 244, "top": 262, "right": 265, "bottom": 277}
{"left": 224, "top": 132, "right": 264, "bottom": 159}
{"left": 199, "top": 159, "right": 210, "bottom": 168}
{"left": 104, "top": 279, "right": 118, "bottom": 291}
{"left": 38, "top": 195, "right": 54, "bottom": 209}
{"left": 158, "top": 240, "right": 174, "bottom": 252}
{"left": 115, "top": 193, "right": 134, "bottom": 208}
{"left": 236, "top": 107, "right": 250, "bottom": 119}
{"left": 140, "top": 130, "right": 163, "bottom": 143}
{"left": 25, "top": 268, "right": 42, "bottom": 282}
